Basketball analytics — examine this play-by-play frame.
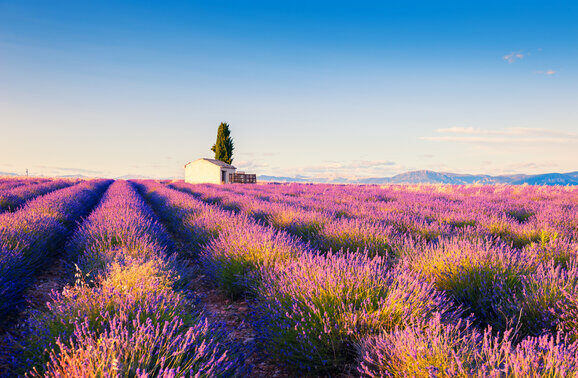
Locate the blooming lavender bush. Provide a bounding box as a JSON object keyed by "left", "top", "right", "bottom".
{"left": 252, "top": 252, "right": 460, "bottom": 373}
{"left": 357, "top": 315, "right": 484, "bottom": 377}
{"left": 34, "top": 315, "right": 243, "bottom": 377}
{"left": 0, "top": 179, "right": 73, "bottom": 212}
{"left": 3, "top": 178, "right": 576, "bottom": 374}
{"left": 525, "top": 236, "right": 577, "bottom": 268}
{"left": 517, "top": 262, "right": 578, "bottom": 340}
{"left": 357, "top": 317, "right": 578, "bottom": 377}
{"left": 477, "top": 331, "right": 578, "bottom": 376}
{"left": 0, "top": 180, "right": 110, "bottom": 328}
{"left": 409, "top": 238, "right": 533, "bottom": 332}
{"left": 202, "top": 223, "right": 306, "bottom": 297}
{"left": 8, "top": 181, "right": 246, "bottom": 376}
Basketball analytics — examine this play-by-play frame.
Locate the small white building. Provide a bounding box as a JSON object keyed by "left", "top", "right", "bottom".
{"left": 184, "top": 158, "right": 237, "bottom": 184}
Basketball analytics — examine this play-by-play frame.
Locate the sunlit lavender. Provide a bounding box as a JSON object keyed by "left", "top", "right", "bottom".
{"left": 1, "top": 178, "right": 577, "bottom": 375}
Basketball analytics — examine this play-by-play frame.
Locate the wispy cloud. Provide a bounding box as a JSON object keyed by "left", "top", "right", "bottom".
{"left": 434, "top": 126, "right": 575, "bottom": 137}
{"left": 421, "top": 127, "right": 578, "bottom": 144}
{"left": 503, "top": 51, "right": 526, "bottom": 63}
{"left": 486, "top": 161, "right": 560, "bottom": 175}
{"left": 237, "top": 151, "right": 278, "bottom": 158}
{"left": 534, "top": 70, "right": 557, "bottom": 76}
{"left": 235, "top": 160, "right": 270, "bottom": 171}
{"left": 502, "top": 49, "right": 557, "bottom": 75}
{"left": 275, "top": 160, "right": 399, "bottom": 180}
{"left": 33, "top": 165, "right": 107, "bottom": 175}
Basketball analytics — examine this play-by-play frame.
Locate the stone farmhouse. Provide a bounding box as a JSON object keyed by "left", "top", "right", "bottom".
{"left": 184, "top": 158, "right": 256, "bottom": 184}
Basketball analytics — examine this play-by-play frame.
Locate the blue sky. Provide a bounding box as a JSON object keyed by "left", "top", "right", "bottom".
{"left": 1, "top": 0, "right": 576, "bottom": 179}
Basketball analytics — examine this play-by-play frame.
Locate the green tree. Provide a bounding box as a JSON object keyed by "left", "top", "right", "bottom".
{"left": 211, "top": 122, "right": 235, "bottom": 164}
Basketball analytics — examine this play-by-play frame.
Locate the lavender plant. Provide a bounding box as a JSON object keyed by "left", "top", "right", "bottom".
{"left": 0, "top": 179, "right": 73, "bottom": 212}
{"left": 409, "top": 238, "right": 533, "bottom": 332}
{"left": 8, "top": 181, "right": 246, "bottom": 376}
{"left": 0, "top": 180, "right": 110, "bottom": 328}
{"left": 252, "top": 252, "right": 460, "bottom": 373}
{"left": 357, "top": 316, "right": 578, "bottom": 377}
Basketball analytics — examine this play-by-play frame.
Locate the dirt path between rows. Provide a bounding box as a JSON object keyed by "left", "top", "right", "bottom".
{"left": 185, "top": 262, "right": 290, "bottom": 377}
{"left": 136, "top": 185, "right": 291, "bottom": 377}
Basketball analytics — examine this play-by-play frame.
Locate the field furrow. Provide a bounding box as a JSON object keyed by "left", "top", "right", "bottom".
{"left": 1, "top": 178, "right": 576, "bottom": 376}
{"left": 5, "top": 180, "right": 246, "bottom": 376}
{"left": 160, "top": 181, "right": 578, "bottom": 375}
{"left": 0, "top": 178, "right": 51, "bottom": 191}
{"left": 0, "top": 179, "right": 76, "bottom": 213}
{"left": 171, "top": 181, "right": 577, "bottom": 260}
{"left": 135, "top": 180, "right": 291, "bottom": 377}
{"left": 0, "top": 180, "right": 111, "bottom": 330}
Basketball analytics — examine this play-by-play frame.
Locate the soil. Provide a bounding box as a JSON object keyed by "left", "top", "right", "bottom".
{"left": 186, "top": 263, "right": 291, "bottom": 377}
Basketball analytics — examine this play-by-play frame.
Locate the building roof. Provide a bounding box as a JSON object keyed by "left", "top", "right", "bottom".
{"left": 185, "top": 158, "right": 236, "bottom": 169}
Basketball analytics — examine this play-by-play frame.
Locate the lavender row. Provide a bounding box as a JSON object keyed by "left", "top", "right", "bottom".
{"left": 8, "top": 181, "right": 245, "bottom": 376}
{"left": 0, "top": 177, "right": 51, "bottom": 191}
{"left": 170, "top": 181, "right": 402, "bottom": 258}
{"left": 148, "top": 181, "right": 578, "bottom": 374}
{"left": 180, "top": 183, "right": 577, "bottom": 336}
{"left": 242, "top": 183, "right": 577, "bottom": 243}
{"left": 179, "top": 180, "right": 578, "bottom": 339}
{"left": 358, "top": 315, "right": 578, "bottom": 377}
{"left": 0, "top": 179, "right": 25, "bottom": 191}
{"left": 171, "top": 182, "right": 577, "bottom": 265}
{"left": 134, "top": 180, "right": 304, "bottom": 296}
{"left": 200, "top": 181, "right": 576, "bottom": 239}
{"left": 0, "top": 179, "right": 111, "bottom": 329}
{"left": 0, "top": 179, "right": 76, "bottom": 213}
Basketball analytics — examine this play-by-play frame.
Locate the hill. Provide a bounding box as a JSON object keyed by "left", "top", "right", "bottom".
{"left": 259, "top": 170, "right": 578, "bottom": 185}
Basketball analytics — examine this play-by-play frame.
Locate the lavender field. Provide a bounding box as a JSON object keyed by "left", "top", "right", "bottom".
{"left": 1, "top": 177, "right": 577, "bottom": 376}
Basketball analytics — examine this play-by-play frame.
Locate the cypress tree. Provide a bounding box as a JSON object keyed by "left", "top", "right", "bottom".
{"left": 211, "top": 122, "right": 235, "bottom": 164}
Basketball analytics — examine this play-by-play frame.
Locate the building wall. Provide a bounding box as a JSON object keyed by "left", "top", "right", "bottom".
{"left": 184, "top": 160, "right": 236, "bottom": 184}
{"left": 185, "top": 160, "right": 222, "bottom": 184}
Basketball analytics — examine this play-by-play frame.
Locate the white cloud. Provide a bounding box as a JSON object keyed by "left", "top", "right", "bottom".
{"left": 235, "top": 160, "right": 270, "bottom": 171}
{"left": 435, "top": 126, "right": 575, "bottom": 137}
{"left": 268, "top": 160, "right": 400, "bottom": 180}
{"left": 33, "top": 165, "right": 107, "bottom": 175}
{"left": 421, "top": 127, "right": 578, "bottom": 145}
{"left": 490, "top": 161, "right": 560, "bottom": 175}
{"left": 421, "top": 136, "right": 575, "bottom": 144}
{"left": 503, "top": 51, "right": 525, "bottom": 63}
{"left": 534, "top": 70, "right": 557, "bottom": 76}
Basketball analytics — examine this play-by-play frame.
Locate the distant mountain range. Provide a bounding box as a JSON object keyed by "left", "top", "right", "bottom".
{"left": 115, "top": 174, "right": 156, "bottom": 180}
{"left": 259, "top": 170, "right": 578, "bottom": 185}
{"left": 3, "top": 170, "right": 576, "bottom": 186}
